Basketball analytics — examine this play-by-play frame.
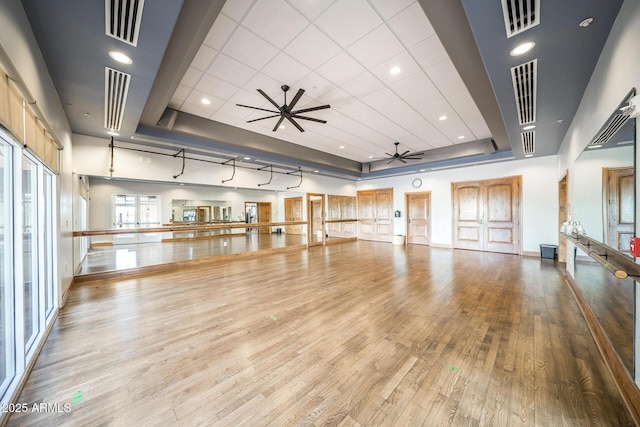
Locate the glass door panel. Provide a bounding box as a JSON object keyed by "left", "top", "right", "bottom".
{"left": 0, "top": 141, "right": 14, "bottom": 396}
{"left": 22, "top": 157, "right": 39, "bottom": 351}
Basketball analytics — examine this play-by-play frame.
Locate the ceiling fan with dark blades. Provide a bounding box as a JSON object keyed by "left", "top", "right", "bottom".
{"left": 385, "top": 142, "right": 424, "bottom": 164}
{"left": 236, "top": 85, "right": 330, "bottom": 132}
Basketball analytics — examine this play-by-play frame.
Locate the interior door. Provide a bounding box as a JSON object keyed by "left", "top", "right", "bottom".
{"left": 284, "top": 196, "right": 303, "bottom": 234}
{"left": 406, "top": 192, "right": 430, "bottom": 245}
{"left": 357, "top": 191, "right": 375, "bottom": 240}
{"left": 452, "top": 182, "right": 483, "bottom": 251}
{"left": 453, "top": 176, "right": 521, "bottom": 254}
{"left": 257, "top": 202, "right": 272, "bottom": 234}
{"left": 307, "top": 193, "right": 325, "bottom": 245}
{"left": 357, "top": 189, "right": 393, "bottom": 242}
{"left": 605, "top": 167, "right": 634, "bottom": 253}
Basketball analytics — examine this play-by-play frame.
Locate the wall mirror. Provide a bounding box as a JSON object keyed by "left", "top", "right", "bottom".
{"left": 307, "top": 193, "right": 325, "bottom": 246}
{"left": 171, "top": 199, "right": 232, "bottom": 223}
{"left": 327, "top": 195, "right": 357, "bottom": 242}
{"left": 571, "top": 88, "right": 636, "bottom": 377}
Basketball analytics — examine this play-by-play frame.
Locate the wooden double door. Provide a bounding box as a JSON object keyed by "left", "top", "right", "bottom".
{"left": 284, "top": 197, "right": 303, "bottom": 235}
{"left": 357, "top": 188, "right": 393, "bottom": 242}
{"left": 452, "top": 176, "right": 521, "bottom": 254}
{"left": 604, "top": 167, "right": 634, "bottom": 253}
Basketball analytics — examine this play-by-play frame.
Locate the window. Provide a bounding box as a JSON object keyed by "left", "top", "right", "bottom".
{"left": 0, "top": 140, "right": 14, "bottom": 398}
{"left": 22, "top": 157, "right": 39, "bottom": 352}
{"left": 112, "top": 194, "right": 161, "bottom": 245}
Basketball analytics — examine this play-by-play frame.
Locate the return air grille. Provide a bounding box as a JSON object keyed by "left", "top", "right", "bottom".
{"left": 104, "top": 67, "right": 131, "bottom": 131}
{"left": 105, "top": 0, "right": 144, "bottom": 46}
{"left": 521, "top": 131, "right": 535, "bottom": 155}
{"left": 502, "top": 0, "right": 540, "bottom": 38}
{"left": 590, "top": 113, "right": 630, "bottom": 146}
{"left": 511, "top": 59, "right": 537, "bottom": 125}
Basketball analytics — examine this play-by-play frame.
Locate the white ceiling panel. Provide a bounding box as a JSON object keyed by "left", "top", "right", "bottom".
{"left": 425, "top": 60, "right": 467, "bottom": 99}
{"left": 347, "top": 25, "right": 405, "bottom": 69}
{"left": 361, "top": 87, "right": 403, "bottom": 113}
{"left": 315, "top": 0, "right": 383, "bottom": 48}
{"left": 410, "top": 36, "right": 448, "bottom": 71}
{"left": 203, "top": 13, "right": 237, "bottom": 51}
{"left": 221, "top": 0, "right": 254, "bottom": 22}
{"left": 292, "top": 72, "right": 336, "bottom": 101}
{"left": 371, "top": 51, "right": 422, "bottom": 86}
{"left": 261, "top": 53, "right": 312, "bottom": 87}
{"left": 206, "top": 54, "right": 256, "bottom": 87}
{"left": 369, "top": 0, "right": 415, "bottom": 20}
{"left": 170, "top": 84, "right": 191, "bottom": 108}
{"left": 216, "top": 100, "right": 254, "bottom": 121}
{"left": 185, "top": 90, "right": 225, "bottom": 110}
{"left": 196, "top": 74, "right": 240, "bottom": 101}
{"left": 389, "top": 71, "right": 436, "bottom": 100}
{"left": 284, "top": 25, "right": 342, "bottom": 70}
{"left": 222, "top": 26, "right": 279, "bottom": 70}
{"left": 316, "top": 51, "right": 367, "bottom": 86}
{"left": 387, "top": 2, "right": 436, "bottom": 48}
{"left": 180, "top": 67, "right": 203, "bottom": 88}
{"left": 342, "top": 72, "right": 385, "bottom": 99}
{"left": 286, "top": 0, "right": 333, "bottom": 21}
{"left": 242, "top": 0, "right": 308, "bottom": 49}
{"left": 191, "top": 45, "right": 218, "bottom": 72}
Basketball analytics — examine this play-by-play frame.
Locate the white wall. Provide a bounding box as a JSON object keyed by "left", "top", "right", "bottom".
{"left": 357, "top": 155, "right": 558, "bottom": 254}
{"left": 72, "top": 134, "right": 357, "bottom": 196}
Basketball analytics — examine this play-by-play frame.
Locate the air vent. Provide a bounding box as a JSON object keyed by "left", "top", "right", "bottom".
{"left": 105, "top": 0, "right": 144, "bottom": 46}
{"left": 104, "top": 67, "right": 131, "bottom": 131}
{"left": 590, "top": 113, "right": 630, "bottom": 146}
{"left": 521, "top": 131, "right": 535, "bottom": 155}
{"left": 501, "top": 0, "right": 540, "bottom": 38}
{"left": 511, "top": 59, "right": 537, "bottom": 125}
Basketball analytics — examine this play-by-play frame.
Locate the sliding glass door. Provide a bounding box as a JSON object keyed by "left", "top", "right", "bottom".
{"left": 22, "top": 157, "right": 39, "bottom": 352}
{"left": 0, "top": 140, "right": 13, "bottom": 399}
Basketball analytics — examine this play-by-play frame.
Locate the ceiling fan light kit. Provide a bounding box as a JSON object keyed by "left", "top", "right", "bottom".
{"left": 236, "top": 85, "right": 331, "bottom": 132}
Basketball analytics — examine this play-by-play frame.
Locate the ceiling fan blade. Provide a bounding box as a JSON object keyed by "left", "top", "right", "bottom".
{"left": 291, "top": 115, "right": 327, "bottom": 124}
{"left": 272, "top": 116, "right": 285, "bottom": 131}
{"left": 287, "top": 116, "right": 305, "bottom": 132}
{"left": 400, "top": 150, "right": 410, "bottom": 157}
{"left": 287, "top": 89, "right": 305, "bottom": 112}
{"left": 236, "top": 104, "right": 279, "bottom": 114}
{"left": 399, "top": 158, "right": 407, "bottom": 163}
{"left": 257, "top": 89, "right": 281, "bottom": 110}
{"left": 291, "top": 104, "right": 331, "bottom": 114}
{"left": 385, "top": 152, "right": 394, "bottom": 157}
{"left": 387, "top": 158, "right": 397, "bottom": 164}
{"left": 246, "top": 114, "right": 281, "bottom": 123}
{"left": 401, "top": 157, "right": 423, "bottom": 161}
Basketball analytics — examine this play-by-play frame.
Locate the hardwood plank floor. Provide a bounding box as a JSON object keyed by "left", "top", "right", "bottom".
{"left": 8, "top": 242, "right": 633, "bottom": 426}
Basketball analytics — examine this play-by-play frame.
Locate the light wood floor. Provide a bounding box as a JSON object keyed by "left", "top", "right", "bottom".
{"left": 9, "top": 242, "right": 633, "bottom": 426}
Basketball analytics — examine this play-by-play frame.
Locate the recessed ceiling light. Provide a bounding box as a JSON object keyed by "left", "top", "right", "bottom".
{"left": 523, "top": 125, "right": 536, "bottom": 130}
{"left": 557, "top": 119, "right": 564, "bottom": 123}
{"left": 107, "top": 131, "right": 119, "bottom": 136}
{"left": 279, "top": 125, "right": 285, "bottom": 129}
{"left": 579, "top": 17, "right": 594, "bottom": 28}
{"left": 439, "top": 115, "right": 447, "bottom": 121}
{"left": 457, "top": 135, "right": 465, "bottom": 139}
{"left": 201, "top": 98, "right": 211, "bottom": 105}
{"left": 525, "top": 154, "right": 534, "bottom": 158}
{"left": 179, "top": 183, "right": 185, "bottom": 186}
{"left": 369, "top": 155, "right": 374, "bottom": 159}
{"left": 243, "top": 156, "right": 251, "bottom": 160}
{"left": 84, "top": 112, "right": 92, "bottom": 117}
{"left": 510, "top": 41, "right": 535, "bottom": 56}
{"left": 314, "top": 170, "right": 319, "bottom": 173}
{"left": 390, "top": 66, "right": 401, "bottom": 75}
{"left": 339, "top": 145, "right": 345, "bottom": 149}
{"left": 108, "top": 50, "right": 133, "bottom": 65}
{"left": 419, "top": 169, "right": 426, "bottom": 172}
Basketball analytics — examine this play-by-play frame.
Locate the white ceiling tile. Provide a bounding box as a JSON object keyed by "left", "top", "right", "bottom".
{"left": 217, "top": 100, "right": 254, "bottom": 121}
{"left": 315, "top": 0, "right": 383, "bottom": 48}
{"left": 203, "top": 13, "right": 237, "bottom": 51}
{"left": 316, "top": 51, "right": 366, "bottom": 86}
{"left": 181, "top": 100, "right": 219, "bottom": 119}
{"left": 206, "top": 54, "right": 256, "bottom": 87}
{"left": 388, "top": 2, "right": 435, "bottom": 48}
{"left": 221, "top": 0, "right": 254, "bottom": 22}
{"left": 369, "top": 0, "right": 414, "bottom": 20}
{"left": 293, "top": 72, "right": 336, "bottom": 101}
{"left": 185, "top": 90, "right": 225, "bottom": 111}
{"left": 196, "top": 74, "right": 240, "bottom": 100}
{"left": 389, "top": 71, "right": 435, "bottom": 100}
{"left": 261, "top": 53, "right": 312, "bottom": 87}
{"left": 361, "top": 87, "right": 402, "bottom": 112}
{"left": 168, "top": 97, "right": 183, "bottom": 110}
{"left": 317, "top": 87, "right": 356, "bottom": 110}
{"left": 410, "top": 36, "right": 448, "bottom": 71}
{"left": 180, "top": 67, "right": 203, "bottom": 88}
{"left": 342, "top": 72, "right": 384, "bottom": 99}
{"left": 284, "top": 25, "right": 342, "bottom": 69}
{"left": 242, "top": 0, "right": 308, "bottom": 49}
{"left": 425, "top": 59, "right": 467, "bottom": 98}
{"left": 171, "top": 84, "right": 191, "bottom": 106}
{"left": 286, "top": 0, "right": 333, "bottom": 20}
{"left": 371, "top": 50, "right": 422, "bottom": 86}
{"left": 244, "top": 73, "right": 283, "bottom": 101}
{"left": 191, "top": 45, "right": 218, "bottom": 72}
{"left": 222, "top": 26, "right": 279, "bottom": 70}
{"left": 347, "top": 25, "right": 405, "bottom": 69}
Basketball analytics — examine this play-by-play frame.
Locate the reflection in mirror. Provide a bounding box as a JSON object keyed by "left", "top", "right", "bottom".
{"left": 171, "top": 199, "right": 232, "bottom": 223}
{"left": 327, "top": 195, "right": 357, "bottom": 241}
{"left": 308, "top": 194, "right": 324, "bottom": 245}
{"left": 572, "top": 88, "right": 636, "bottom": 380}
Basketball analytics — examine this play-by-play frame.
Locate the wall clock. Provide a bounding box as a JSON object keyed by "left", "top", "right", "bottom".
{"left": 412, "top": 178, "right": 422, "bottom": 188}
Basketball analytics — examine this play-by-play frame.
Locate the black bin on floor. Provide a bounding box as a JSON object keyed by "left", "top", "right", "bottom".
{"left": 540, "top": 244, "right": 558, "bottom": 259}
